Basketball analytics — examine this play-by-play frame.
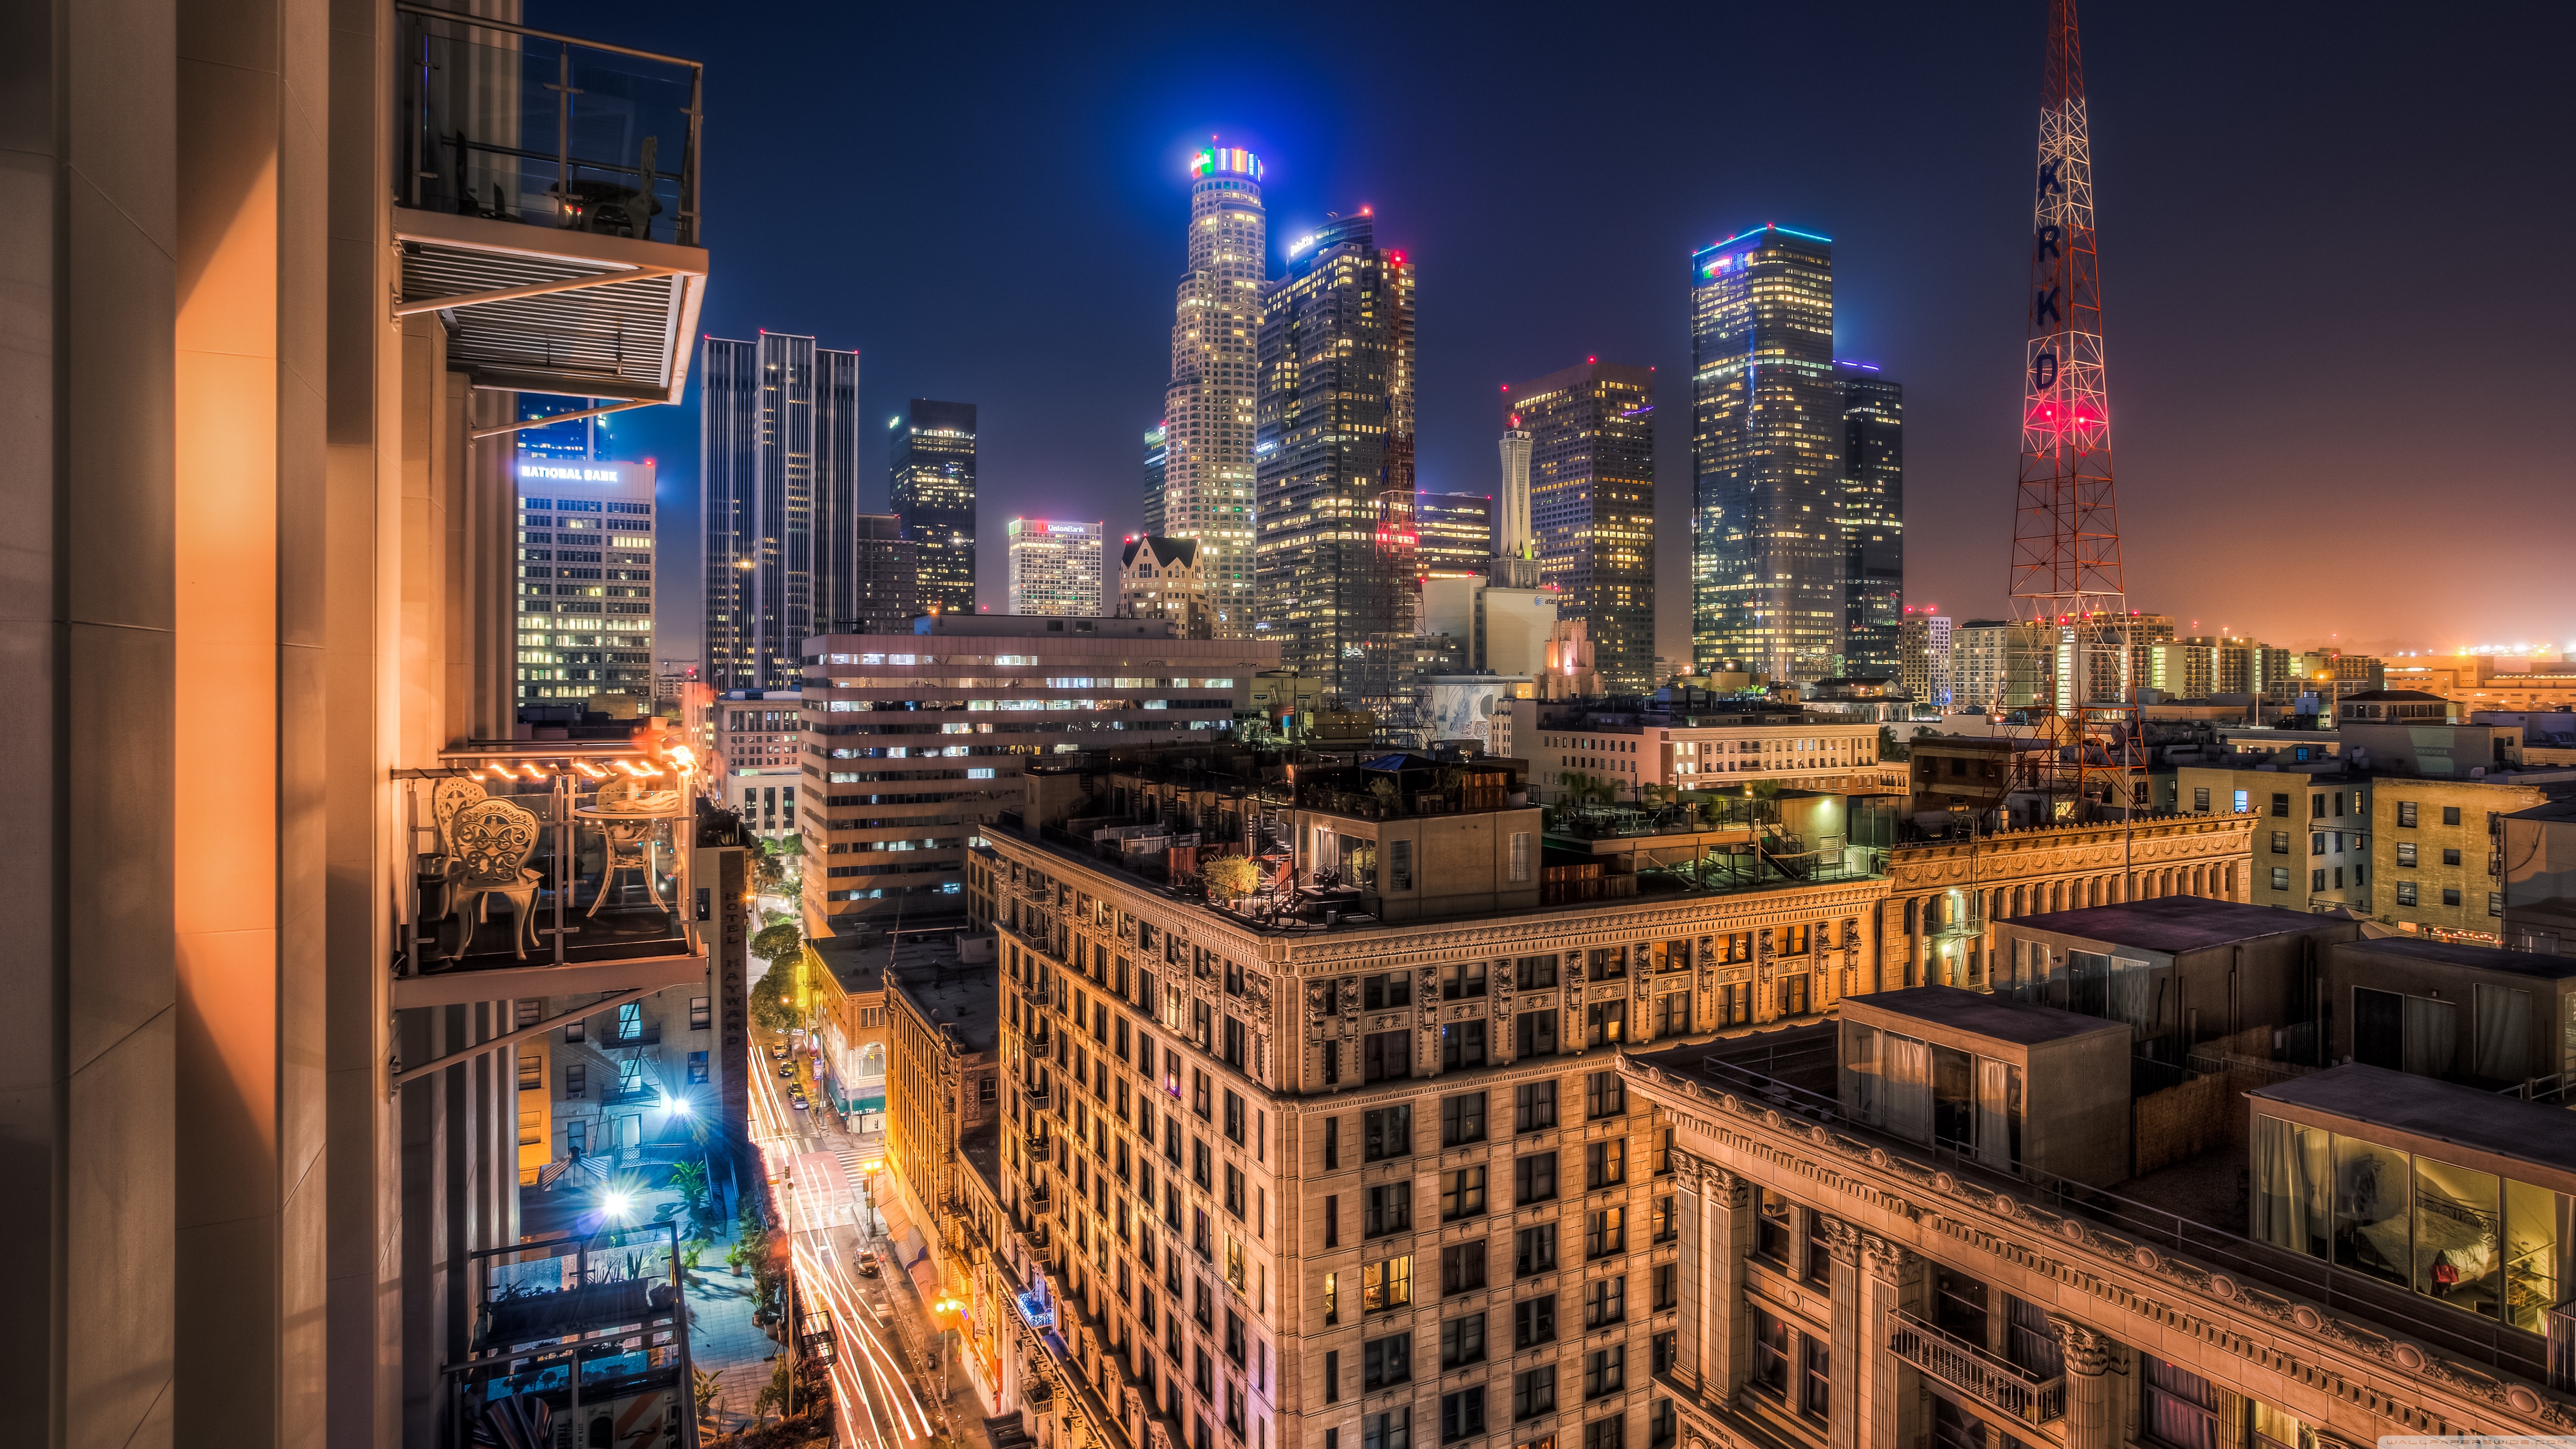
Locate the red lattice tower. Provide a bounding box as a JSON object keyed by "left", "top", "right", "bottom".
{"left": 2010, "top": 0, "right": 2141, "bottom": 817}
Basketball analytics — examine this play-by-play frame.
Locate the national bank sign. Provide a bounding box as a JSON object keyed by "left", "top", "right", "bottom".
{"left": 521, "top": 463, "right": 628, "bottom": 484}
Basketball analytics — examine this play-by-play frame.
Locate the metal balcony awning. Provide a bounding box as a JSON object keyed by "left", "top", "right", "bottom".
{"left": 395, "top": 207, "right": 707, "bottom": 405}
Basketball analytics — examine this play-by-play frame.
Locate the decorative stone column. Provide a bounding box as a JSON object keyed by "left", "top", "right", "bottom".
{"left": 1861, "top": 1234, "right": 1926, "bottom": 1449}
{"left": 1822, "top": 1219, "right": 1864, "bottom": 1449}
{"left": 1671, "top": 1152, "right": 1707, "bottom": 1396}
{"left": 1702, "top": 1165, "right": 1753, "bottom": 1404}
{"left": 2050, "top": 1315, "right": 2116, "bottom": 1449}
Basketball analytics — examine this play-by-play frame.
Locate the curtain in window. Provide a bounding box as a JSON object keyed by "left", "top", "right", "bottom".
{"left": 2404, "top": 996, "right": 2459, "bottom": 1079}
{"left": 1881, "top": 1034, "right": 1934, "bottom": 1145}
{"left": 1975, "top": 1057, "right": 2014, "bottom": 1171}
{"left": 2251, "top": 1114, "right": 2329, "bottom": 1258}
{"left": 2143, "top": 1358, "right": 2219, "bottom": 1449}
{"left": 1841, "top": 1024, "right": 1880, "bottom": 1124}
{"left": 2106, "top": 958, "right": 2161, "bottom": 1038}
{"left": 2474, "top": 984, "right": 2534, "bottom": 1083}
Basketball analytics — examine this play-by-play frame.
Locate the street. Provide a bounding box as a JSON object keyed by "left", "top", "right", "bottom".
{"left": 746, "top": 1024, "right": 981, "bottom": 1449}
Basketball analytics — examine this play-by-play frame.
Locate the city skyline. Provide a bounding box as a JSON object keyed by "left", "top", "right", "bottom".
{"left": 572, "top": 0, "right": 2569, "bottom": 664}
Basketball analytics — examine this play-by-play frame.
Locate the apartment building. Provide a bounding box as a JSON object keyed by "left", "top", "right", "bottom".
{"left": 2375, "top": 770, "right": 2576, "bottom": 943}
{"left": 1503, "top": 698, "right": 1894, "bottom": 801}
{"left": 513, "top": 985, "right": 719, "bottom": 1188}
{"left": 799, "top": 615, "right": 1275, "bottom": 934}
{"left": 881, "top": 946, "right": 1004, "bottom": 1303}
{"left": 805, "top": 937, "right": 892, "bottom": 1142}
{"left": 1626, "top": 898, "right": 2576, "bottom": 1449}
{"left": 967, "top": 751, "right": 1905, "bottom": 1449}
{"left": 714, "top": 688, "right": 806, "bottom": 773}
{"left": 2176, "top": 762, "right": 2372, "bottom": 913}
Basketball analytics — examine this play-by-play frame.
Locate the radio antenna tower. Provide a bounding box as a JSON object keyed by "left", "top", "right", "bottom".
{"left": 2010, "top": 0, "right": 2140, "bottom": 820}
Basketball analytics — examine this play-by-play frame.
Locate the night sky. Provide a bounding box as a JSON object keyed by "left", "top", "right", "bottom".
{"left": 550, "top": 0, "right": 2576, "bottom": 666}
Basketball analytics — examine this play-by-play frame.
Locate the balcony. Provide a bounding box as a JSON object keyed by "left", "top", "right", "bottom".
{"left": 448, "top": 1221, "right": 689, "bottom": 1431}
{"left": 393, "top": 744, "right": 707, "bottom": 1008}
{"left": 1025, "top": 980, "right": 1053, "bottom": 1007}
{"left": 1887, "top": 1310, "right": 2064, "bottom": 1424}
{"left": 1025, "top": 1084, "right": 1052, "bottom": 1110}
{"left": 394, "top": 4, "right": 707, "bottom": 413}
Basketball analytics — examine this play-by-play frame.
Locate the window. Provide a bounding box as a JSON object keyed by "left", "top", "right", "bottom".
{"left": 1782, "top": 1332, "right": 1824, "bottom": 1420}
{"left": 1514, "top": 1294, "right": 1556, "bottom": 1348}
{"left": 1583, "top": 1000, "right": 1626, "bottom": 1047}
{"left": 565, "top": 1064, "right": 586, "bottom": 1099}
{"left": 1651, "top": 1194, "right": 1675, "bottom": 1243}
{"left": 517, "top": 1051, "right": 542, "bottom": 1091}
{"left": 1364, "top": 1105, "right": 1413, "bottom": 1162}
{"left": 2312, "top": 832, "right": 2326, "bottom": 857}
{"left": 564, "top": 1016, "right": 586, "bottom": 1044}
{"left": 1441, "top": 1021, "right": 1488, "bottom": 1070}
{"left": 1361, "top": 1256, "right": 1413, "bottom": 1313}
{"left": 2397, "top": 842, "right": 2419, "bottom": 866}
{"left": 1584, "top": 1139, "right": 1626, "bottom": 1190}
{"left": 1224, "top": 1015, "right": 1246, "bottom": 1068}
{"left": 1648, "top": 1399, "right": 1675, "bottom": 1449}
{"left": 564, "top": 1119, "right": 585, "bottom": 1155}
{"left": 2398, "top": 801, "right": 2420, "bottom": 827}
{"left": 2397, "top": 881, "right": 2419, "bottom": 907}
{"left": 2193, "top": 787, "right": 2210, "bottom": 812}
{"left": 1514, "top": 1225, "right": 1557, "bottom": 1277}
{"left": 1364, "top": 1030, "right": 1411, "bottom": 1082}
{"left": 1391, "top": 840, "right": 1413, "bottom": 892}
{"left": 2271, "top": 867, "right": 2290, "bottom": 892}
{"left": 1365, "top": 1183, "right": 1411, "bottom": 1237}
{"left": 1585, "top": 1071, "right": 1626, "bottom": 1119}
{"left": 2443, "top": 806, "right": 2462, "bottom": 826}
{"left": 1362, "top": 1333, "right": 1412, "bottom": 1390}
{"left": 1582, "top": 1344, "right": 1625, "bottom": 1400}
{"left": 1441, "top": 1092, "right": 1488, "bottom": 1146}
{"left": 1935, "top": 1268, "right": 1988, "bottom": 1342}
{"left": 2005, "top": 1296, "right": 2064, "bottom": 1379}
{"left": 1363, "top": 972, "right": 1413, "bottom": 1010}
{"left": 1515, "top": 1081, "right": 1558, "bottom": 1131}
{"left": 1512, "top": 1367, "right": 1556, "bottom": 1422}
{"left": 1364, "top": 1410, "right": 1411, "bottom": 1449}
{"left": 1515, "top": 954, "right": 1557, "bottom": 989}
{"left": 688, "top": 1050, "right": 709, "bottom": 1084}
{"left": 1225, "top": 1165, "right": 1245, "bottom": 1217}
{"left": 1581, "top": 1274, "right": 1624, "bottom": 1328}
{"left": 1324, "top": 1196, "right": 1339, "bottom": 1248}
{"left": 2443, "top": 888, "right": 2462, "bottom": 907}
{"left": 1515, "top": 1152, "right": 1558, "bottom": 1205}
{"left": 1324, "top": 1273, "right": 1339, "bottom": 1325}
{"left": 1442, "top": 1242, "right": 1488, "bottom": 1295}
{"left": 1324, "top": 1116, "right": 1340, "bottom": 1169}
{"left": 1510, "top": 833, "right": 1531, "bottom": 883}
{"left": 1323, "top": 1349, "right": 1341, "bottom": 1403}
{"left": 2270, "top": 831, "right": 2289, "bottom": 855}
{"left": 1755, "top": 1188, "right": 1793, "bottom": 1263}
{"left": 1442, "top": 1167, "right": 1487, "bottom": 1221}
{"left": 2312, "top": 869, "right": 2325, "bottom": 894}
{"left": 1657, "top": 992, "right": 1691, "bottom": 1036}
{"left": 2271, "top": 792, "right": 2290, "bottom": 817}
{"left": 689, "top": 996, "right": 711, "bottom": 1030}
{"left": 1515, "top": 1010, "right": 1558, "bottom": 1058}
{"left": 2492, "top": 891, "right": 2506, "bottom": 918}
{"left": 1584, "top": 1209, "right": 1625, "bottom": 1259}
{"left": 2144, "top": 1355, "right": 2220, "bottom": 1449}
{"left": 1748, "top": 1306, "right": 1789, "bottom": 1400}
{"left": 2442, "top": 848, "right": 2462, "bottom": 866}
{"left": 1440, "top": 1313, "right": 1487, "bottom": 1369}
{"left": 1439, "top": 1389, "right": 1485, "bottom": 1444}
{"left": 1442, "top": 960, "right": 1488, "bottom": 999}
{"left": 1652, "top": 1261, "right": 1678, "bottom": 1311}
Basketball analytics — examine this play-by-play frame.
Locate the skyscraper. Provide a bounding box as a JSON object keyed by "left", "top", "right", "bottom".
{"left": 1005, "top": 518, "right": 1105, "bottom": 616}
{"left": 1508, "top": 360, "right": 1657, "bottom": 693}
{"left": 1256, "top": 211, "right": 1417, "bottom": 711}
{"left": 890, "top": 398, "right": 979, "bottom": 617}
{"left": 515, "top": 458, "right": 657, "bottom": 717}
{"left": 1412, "top": 491, "right": 1493, "bottom": 578}
{"left": 1153, "top": 144, "right": 1265, "bottom": 635}
{"left": 702, "top": 332, "right": 861, "bottom": 691}
{"left": 1838, "top": 361, "right": 1904, "bottom": 674}
{"left": 1899, "top": 609, "right": 1952, "bottom": 710}
{"left": 1691, "top": 225, "right": 1842, "bottom": 681}
{"left": 839, "top": 512, "right": 919, "bottom": 633}
{"left": 1495, "top": 425, "right": 1537, "bottom": 587}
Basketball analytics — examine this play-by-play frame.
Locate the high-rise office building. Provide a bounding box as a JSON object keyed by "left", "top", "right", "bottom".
{"left": 1413, "top": 491, "right": 1494, "bottom": 578}
{"left": 1495, "top": 426, "right": 1537, "bottom": 587}
{"left": 1898, "top": 609, "right": 1953, "bottom": 710}
{"left": 1837, "top": 361, "right": 1904, "bottom": 674}
{"left": 1257, "top": 211, "right": 1418, "bottom": 711}
{"left": 1692, "top": 225, "right": 1841, "bottom": 681}
{"left": 702, "top": 332, "right": 861, "bottom": 690}
{"left": 1006, "top": 518, "right": 1106, "bottom": 616}
{"left": 1508, "top": 361, "right": 1657, "bottom": 693}
{"left": 515, "top": 458, "right": 657, "bottom": 717}
{"left": 1154, "top": 145, "right": 1266, "bottom": 635}
{"left": 890, "top": 398, "right": 979, "bottom": 617}
{"left": 838, "top": 512, "right": 919, "bottom": 633}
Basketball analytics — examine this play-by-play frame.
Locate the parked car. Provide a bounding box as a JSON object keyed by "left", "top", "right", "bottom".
{"left": 854, "top": 1249, "right": 881, "bottom": 1278}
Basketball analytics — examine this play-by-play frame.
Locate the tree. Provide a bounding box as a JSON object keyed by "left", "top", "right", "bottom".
{"left": 1203, "top": 855, "right": 1260, "bottom": 905}
{"left": 750, "top": 964, "right": 798, "bottom": 1035}
{"left": 751, "top": 922, "right": 802, "bottom": 967}
{"left": 1878, "top": 723, "right": 1906, "bottom": 761}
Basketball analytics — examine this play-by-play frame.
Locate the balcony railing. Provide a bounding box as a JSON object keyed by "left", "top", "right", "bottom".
{"left": 1025, "top": 1085, "right": 1052, "bottom": 1110}
{"left": 1889, "top": 1310, "right": 2064, "bottom": 1423}
{"left": 395, "top": 746, "right": 704, "bottom": 995}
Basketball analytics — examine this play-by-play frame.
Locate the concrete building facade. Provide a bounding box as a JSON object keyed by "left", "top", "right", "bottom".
{"left": 1010, "top": 519, "right": 1109, "bottom": 617}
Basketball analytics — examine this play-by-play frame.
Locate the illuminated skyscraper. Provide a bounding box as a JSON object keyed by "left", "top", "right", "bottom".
{"left": 1006, "top": 518, "right": 1105, "bottom": 616}
{"left": 702, "top": 332, "right": 861, "bottom": 691}
{"left": 1838, "top": 362, "right": 1905, "bottom": 673}
{"left": 1413, "top": 491, "right": 1493, "bottom": 578}
{"left": 1691, "top": 225, "right": 1841, "bottom": 681}
{"left": 1508, "top": 361, "right": 1657, "bottom": 693}
{"left": 1255, "top": 210, "right": 1417, "bottom": 711}
{"left": 1154, "top": 144, "right": 1265, "bottom": 635}
{"left": 515, "top": 458, "right": 657, "bottom": 716}
{"left": 890, "top": 398, "right": 979, "bottom": 616}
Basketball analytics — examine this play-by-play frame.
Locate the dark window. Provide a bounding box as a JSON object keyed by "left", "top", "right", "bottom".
{"left": 1584, "top": 1139, "right": 1626, "bottom": 1189}
{"left": 1515, "top": 955, "right": 1558, "bottom": 989}
{"left": 1512, "top": 1366, "right": 1556, "bottom": 1421}
{"left": 1514, "top": 1225, "right": 1557, "bottom": 1277}
{"left": 1362, "top": 1333, "right": 1412, "bottom": 1391}
{"left": 1585, "top": 1071, "right": 1626, "bottom": 1119}
{"left": 1802, "top": 1337, "right": 1830, "bottom": 1419}
{"left": 1935, "top": 1268, "right": 1988, "bottom": 1343}
{"left": 1224, "top": 1091, "right": 1244, "bottom": 1143}
{"left": 1439, "top": 1389, "right": 1485, "bottom": 1444}
{"left": 1364, "top": 1410, "right": 1410, "bottom": 1449}
{"left": 1442, "top": 960, "right": 1488, "bottom": 999}
{"left": 1805, "top": 1209, "right": 1833, "bottom": 1282}
{"left": 1514, "top": 1294, "right": 1556, "bottom": 1348}
{"left": 1363, "top": 1105, "right": 1413, "bottom": 1162}
{"left": 2398, "top": 801, "right": 2419, "bottom": 827}
{"left": 1584, "top": 1208, "right": 1626, "bottom": 1259}
{"left": 2442, "top": 848, "right": 2462, "bottom": 866}
{"left": 1515, "top": 1080, "right": 1558, "bottom": 1131}
{"left": 1652, "top": 1261, "right": 1677, "bottom": 1311}
{"left": 2443, "top": 806, "right": 2462, "bottom": 826}
{"left": 1364, "top": 1183, "right": 1412, "bottom": 1238}
{"left": 1748, "top": 1306, "right": 1789, "bottom": 1399}
{"left": 1440, "top": 1092, "right": 1488, "bottom": 1146}
{"left": 1441, "top": 1167, "right": 1487, "bottom": 1221}
{"left": 2271, "top": 793, "right": 2290, "bottom": 817}
{"left": 1650, "top": 1331, "right": 1676, "bottom": 1376}
{"left": 1754, "top": 1189, "right": 1793, "bottom": 1262}
{"left": 1515, "top": 1010, "right": 1558, "bottom": 1058}
{"left": 1440, "top": 1313, "right": 1487, "bottom": 1369}
{"left": 1581, "top": 1273, "right": 1624, "bottom": 1328}
{"left": 1363, "top": 973, "right": 1412, "bottom": 1010}
{"left": 1441, "top": 1241, "right": 1488, "bottom": 1295}
{"left": 565, "top": 1064, "right": 586, "bottom": 1098}
{"left": 1364, "top": 1030, "right": 1411, "bottom": 1082}
{"left": 689, "top": 997, "right": 711, "bottom": 1030}
{"left": 1583, "top": 1000, "right": 1626, "bottom": 1047}
{"left": 1649, "top": 1398, "right": 1676, "bottom": 1449}
{"left": 1323, "top": 1349, "right": 1341, "bottom": 1404}
{"left": 1441, "top": 1021, "right": 1488, "bottom": 1070}
{"left": 1223, "top": 1015, "right": 1246, "bottom": 1068}
{"left": 1324, "top": 1195, "right": 1339, "bottom": 1248}
{"left": 1515, "top": 1152, "right": 1558, "bottom": 1205}
{"left": 1581, "top": 1343, "right": 1625, "bottom": 1399}
{"left": 2005, "top": 1296, "right": 2065, "bottom": 1379}
{"left": 1324, "top": 1116, "right": 1340, "bottom": 1169}
{"left": 2143, "top": 1356, "right": 2219, "bottom": 1449}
